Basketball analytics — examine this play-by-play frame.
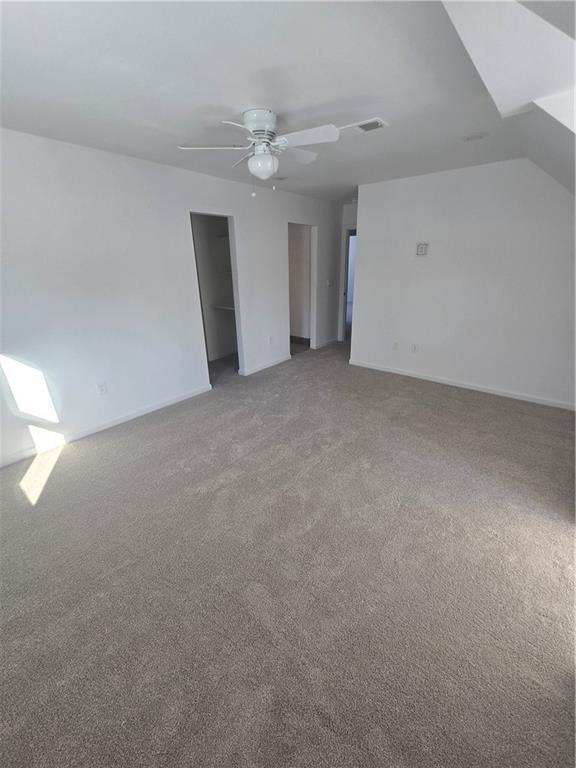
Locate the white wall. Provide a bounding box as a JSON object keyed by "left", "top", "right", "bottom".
{"left": 1, "top": 129, "right": 340, "bottom": 466}
{"left": 338, "top": 202, "right": 358, "bottom": 341}
{"left": 288, "top": 223, "right": 311, "bottom": 339}
{"left": 351, "top": 159, "right": 575, "bottom": 408}
{"left": 191, "top": 214, "right": 237, "bottom": 362}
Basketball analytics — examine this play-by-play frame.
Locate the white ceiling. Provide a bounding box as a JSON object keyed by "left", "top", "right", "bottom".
{"left": 520, "top": 1, "right": 575, "bottom": 38}
{"left": 0, "top": 1, "right": 547, "bottom": 200}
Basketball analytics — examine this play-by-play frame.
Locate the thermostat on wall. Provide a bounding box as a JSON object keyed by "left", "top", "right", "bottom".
{"left": 416, "top": 242, "right": 429, "bottom": 256}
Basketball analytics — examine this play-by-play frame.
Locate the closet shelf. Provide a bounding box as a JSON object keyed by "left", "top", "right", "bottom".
{"left": 213, "top": 305, "right": 235, "bottom": 311}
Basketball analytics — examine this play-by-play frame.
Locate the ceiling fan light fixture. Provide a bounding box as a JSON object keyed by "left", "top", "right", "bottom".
{"left": 248, "top": 152, "right": 279, "bottom": 180}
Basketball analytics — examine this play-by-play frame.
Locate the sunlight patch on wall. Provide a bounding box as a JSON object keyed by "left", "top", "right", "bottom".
{"left": 0, "top": 355, "right": 65, "bottom": 505}
{"left": 19, "top": 446, "right": 64, "bottom": 505}
{"left": 0, "top": 355, "right": 59, "bottom": 423}
{"left": 27, "top": 425, "right": 66, "bottom": 453}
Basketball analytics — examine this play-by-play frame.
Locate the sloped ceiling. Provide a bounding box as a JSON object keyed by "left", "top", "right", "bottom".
{"left": 444, "top": 1, "right": 574, "bottom": 193}
{"left": 520, "top": 1, "right": 575, "bottom": 38}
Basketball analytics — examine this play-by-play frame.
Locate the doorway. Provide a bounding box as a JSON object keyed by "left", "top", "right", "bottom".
{"left": 288, "top": 223, "right": 313, "bottom": 356}
{"left": 344, "top": 229, "right": 357, "bottom": 341}
{"left": 190, "top": 213, "right": 240, "bottom": 386}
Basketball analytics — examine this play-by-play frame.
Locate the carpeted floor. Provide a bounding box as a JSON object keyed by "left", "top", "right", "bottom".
{"left": 1, "top": 343, "right": 574, "bottom": 767}
{"left": 208, "top": 353, "right": 239, "bottom": 386}
{"left": 290, "top": 338, "right": 310, "bottom": 357}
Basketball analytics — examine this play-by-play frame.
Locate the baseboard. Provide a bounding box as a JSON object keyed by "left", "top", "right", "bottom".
{"left": 348, "top": 359, "right": 574, "bottom": 411}
{"left": 1, "top": 382, "right": 213, "bottom": 469}
{"left": 239, "top": 355, "right": 292, "bottom": 376}
{"left": 0, "top": 444, "right": 40, "bottom": 468}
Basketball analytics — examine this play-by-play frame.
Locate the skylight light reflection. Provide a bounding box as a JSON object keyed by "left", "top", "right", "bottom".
{"left": 19, "top": 447, "right": 64, "bottom": 505}
{"left": 27, "top": 425, "right": 66, "bottom": 453}
{"left": 0, "top": 355, "right": 65, "bottom": 505}
{"left": 0, "top": 355, "right": 59, "bottom": 423}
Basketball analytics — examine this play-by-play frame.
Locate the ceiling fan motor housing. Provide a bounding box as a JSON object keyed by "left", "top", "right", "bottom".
{"left": 243, "top": 108, "right": 278, "bottom": 145}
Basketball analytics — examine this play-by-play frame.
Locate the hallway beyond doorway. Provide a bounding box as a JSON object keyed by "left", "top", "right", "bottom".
{"left": 345, "top": 230, "right": 357, "bottom": 340}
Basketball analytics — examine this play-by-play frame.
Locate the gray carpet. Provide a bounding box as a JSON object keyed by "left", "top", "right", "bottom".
{"left": 208, "top": 353, "right": 239, "bottom": 387}
{"left": 1, "top": 343, "right": 574, "bottom": 767}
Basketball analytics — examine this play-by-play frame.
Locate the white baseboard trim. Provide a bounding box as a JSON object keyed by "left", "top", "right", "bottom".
{"left": 239, "top": 355, "right": 292, "bottom": 376}
{"left": 348, "top": 359, "right": 574, "bottom": 411}
{"left": 1, "top": 444, "right": 41, "bottom": 468}
{"left": 1, "top": 382, "right": 213, "bottom": 469}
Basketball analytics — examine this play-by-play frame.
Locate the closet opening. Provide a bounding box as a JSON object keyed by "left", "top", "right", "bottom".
{"left": 190, "top": 213, "right": 240, "bottom": 386}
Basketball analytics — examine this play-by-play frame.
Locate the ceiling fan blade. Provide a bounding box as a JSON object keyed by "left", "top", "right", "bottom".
{"left": 231, "top": 152, "right": 253, "bottom": 169}
{"left": 221, "top": 120, "right": 252, "bottom": 133}
{"left": 276, "top": 124, "right": 340, "bottom": 147}
{"left": 177, "top": 145, "right": 251, "bottom": 151}
{"left": 286, "top": 147, "right": 318, "bottom": 165}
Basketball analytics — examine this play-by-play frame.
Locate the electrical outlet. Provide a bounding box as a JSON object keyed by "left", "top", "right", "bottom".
{"left": 268, "top": 335, "right": 274, "bottom": 345}
{"left": 416, "top": 242, "right": 429, "bottom": 256}
{"left": 96, "top": 382, "right": 108, "bottom": 396}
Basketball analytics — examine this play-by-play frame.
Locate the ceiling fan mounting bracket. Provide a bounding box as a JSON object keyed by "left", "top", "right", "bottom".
{"left": 242, "top": 108, "right": 277, "bottom": 133}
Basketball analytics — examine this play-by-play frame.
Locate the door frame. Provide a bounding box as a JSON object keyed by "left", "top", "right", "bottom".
{"left": 338, "top": 228, "right": 356, "bottom": 341}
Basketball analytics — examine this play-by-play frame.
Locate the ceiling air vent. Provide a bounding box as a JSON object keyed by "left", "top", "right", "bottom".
{"left": 358, "top": 119, "right": 385, "bottom": 132}
{"left": 462, "top": 132, "right": 489, "bottom": 142}
{"left": 339, "top": 117, "right": 389, "bottom": 135}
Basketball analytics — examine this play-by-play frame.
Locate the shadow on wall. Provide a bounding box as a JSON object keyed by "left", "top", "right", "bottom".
{"left": 0, "top": 355, "right": 65, "bottom": 504}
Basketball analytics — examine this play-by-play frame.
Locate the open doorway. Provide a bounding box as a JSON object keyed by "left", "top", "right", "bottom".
{"left": 288, "top": 223, "right": 313, "bottom": 356}
{"left": 190, "top": 213, "right": 239, "bottom": 386}
{"left": 344, "top": 229, "right": 357, "bottom": 341}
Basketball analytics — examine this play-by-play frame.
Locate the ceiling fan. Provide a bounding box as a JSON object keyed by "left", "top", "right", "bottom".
{"left": 178, "top": 108, "right": 388, "bottom": 180}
